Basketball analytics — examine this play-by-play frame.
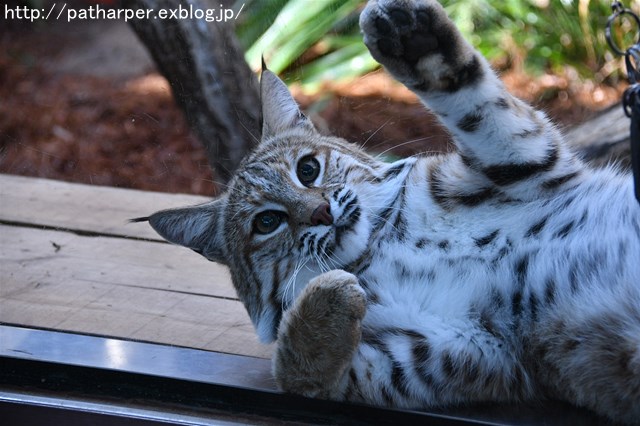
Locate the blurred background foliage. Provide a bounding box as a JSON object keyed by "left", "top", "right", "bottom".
{"left": 234, "top": 0, "right": 640, "bottom": 92}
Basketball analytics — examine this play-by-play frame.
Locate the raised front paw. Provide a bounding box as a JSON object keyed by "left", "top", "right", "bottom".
{"left": 360, "top": 0, "right": 483, "bottom": 92}
{"left": 273, "top": 270, "right": 366, "bottom": 398}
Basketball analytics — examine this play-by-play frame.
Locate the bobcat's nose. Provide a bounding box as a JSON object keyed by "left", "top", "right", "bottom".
{"left": 310, "top": 203, "right": 333, "bottom": 226}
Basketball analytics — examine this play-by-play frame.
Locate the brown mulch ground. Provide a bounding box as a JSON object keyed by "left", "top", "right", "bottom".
{"left": 0, "top": 19, "right": 626, "bottom": 196}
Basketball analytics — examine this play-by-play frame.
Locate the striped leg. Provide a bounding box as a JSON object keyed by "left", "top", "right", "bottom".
{"left": 360, "top": 0, "right": 580, "bottom": 200}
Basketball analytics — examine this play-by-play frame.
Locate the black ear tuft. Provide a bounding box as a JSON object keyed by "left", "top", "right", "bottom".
{"left": 129, "top": 217, "right": 150, "bottom": 223}
{"left": 261, "top": 55, "right": 268, "bottom": 72}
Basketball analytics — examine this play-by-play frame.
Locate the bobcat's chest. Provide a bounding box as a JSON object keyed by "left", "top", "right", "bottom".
{"left": 352, "top": 194, "right": 551, "bottom": 317}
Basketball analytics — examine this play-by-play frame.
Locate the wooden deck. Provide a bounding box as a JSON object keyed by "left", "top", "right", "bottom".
{"left": 0, "top": 174, "right": 273, "bottom": 359}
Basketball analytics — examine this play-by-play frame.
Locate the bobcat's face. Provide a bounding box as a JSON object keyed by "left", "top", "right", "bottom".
{"left": 221, "top": 129, "right": 383, "bottom": 340}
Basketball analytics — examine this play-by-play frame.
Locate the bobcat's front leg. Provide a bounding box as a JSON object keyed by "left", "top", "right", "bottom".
{"left": 361, "top": 0, "right": 578, "bottom": 197}
{"left": 273, "top": 270, "right": 366, "bottom": 398}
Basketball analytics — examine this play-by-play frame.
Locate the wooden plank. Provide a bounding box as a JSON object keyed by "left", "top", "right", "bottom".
{"left": 0, "top": 224, "right": 272, "bottom": 359}
{"left": 1, "top": 225, "right": 235, "bottom": 298}
{"left": 0, "top": 174, "right": 209, "bottom": 240}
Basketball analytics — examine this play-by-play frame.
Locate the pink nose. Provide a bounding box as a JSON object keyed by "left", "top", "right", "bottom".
{"left": 310, "top": 203, "right": 333, "bottom": 226}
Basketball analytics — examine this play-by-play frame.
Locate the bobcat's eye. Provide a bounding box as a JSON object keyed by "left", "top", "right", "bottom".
{"left": 297, "top": 156, "right": 321, "bottom": 187}
{"left": 253, "top": 211, "right": 286, "bottom": 234}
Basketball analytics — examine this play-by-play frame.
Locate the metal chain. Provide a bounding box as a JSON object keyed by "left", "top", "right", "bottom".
{"left": 606, "top": 1, "right": 640, "bottom": 203}
{"left": 606, "top": 1, "right": 640, "bottom": 55}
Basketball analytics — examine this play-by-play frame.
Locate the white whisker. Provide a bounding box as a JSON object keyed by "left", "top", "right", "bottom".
{"left": 374, "top": 136, "right": 436, "bottom": 159}
{"left": 361, "top": 118, "right": 392, "bottom": 150}
{"left": 281, "top": 258, "right": 308, "bottom": 312}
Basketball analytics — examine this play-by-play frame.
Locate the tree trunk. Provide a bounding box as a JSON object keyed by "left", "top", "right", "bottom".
{"left": 122, "top": 0, "right": 260, "bottom": 186}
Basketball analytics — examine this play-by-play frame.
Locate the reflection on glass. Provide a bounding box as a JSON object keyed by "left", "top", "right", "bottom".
{"left": 105, "top": 339, "right": 127, "bottom": 369}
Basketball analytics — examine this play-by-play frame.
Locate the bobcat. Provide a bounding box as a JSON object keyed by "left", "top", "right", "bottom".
{"left": 138, "top": 0, "right": 640, "bottom": 423}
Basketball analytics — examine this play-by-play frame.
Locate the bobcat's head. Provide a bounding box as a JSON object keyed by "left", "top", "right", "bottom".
{"left": 146, "top": 71, "right": 399, "bottom": 342}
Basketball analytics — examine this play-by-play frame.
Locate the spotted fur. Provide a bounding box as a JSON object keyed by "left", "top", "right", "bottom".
{"left": 144, "top": 0, "right": 640, "bottom": 423}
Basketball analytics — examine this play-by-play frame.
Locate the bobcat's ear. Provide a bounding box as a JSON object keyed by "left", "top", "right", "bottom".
{"left": 260, "top": 67, "right": 314, "bottom": 139}
{"left": 140, "top": 197, "right": 228, "bottom": 264}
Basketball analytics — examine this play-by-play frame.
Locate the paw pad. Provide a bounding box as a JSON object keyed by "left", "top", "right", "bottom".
{"left": 388, "top": 8, "right": 412, "bottom": 28}
{"left": 360, "top": 0, "right": 482, "bottom": 92}
{"left": 374, "top": 16, "right": 393, "bottom": 36}
{"left": 363, "top": 1, "right": 442, "bottom": 66}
